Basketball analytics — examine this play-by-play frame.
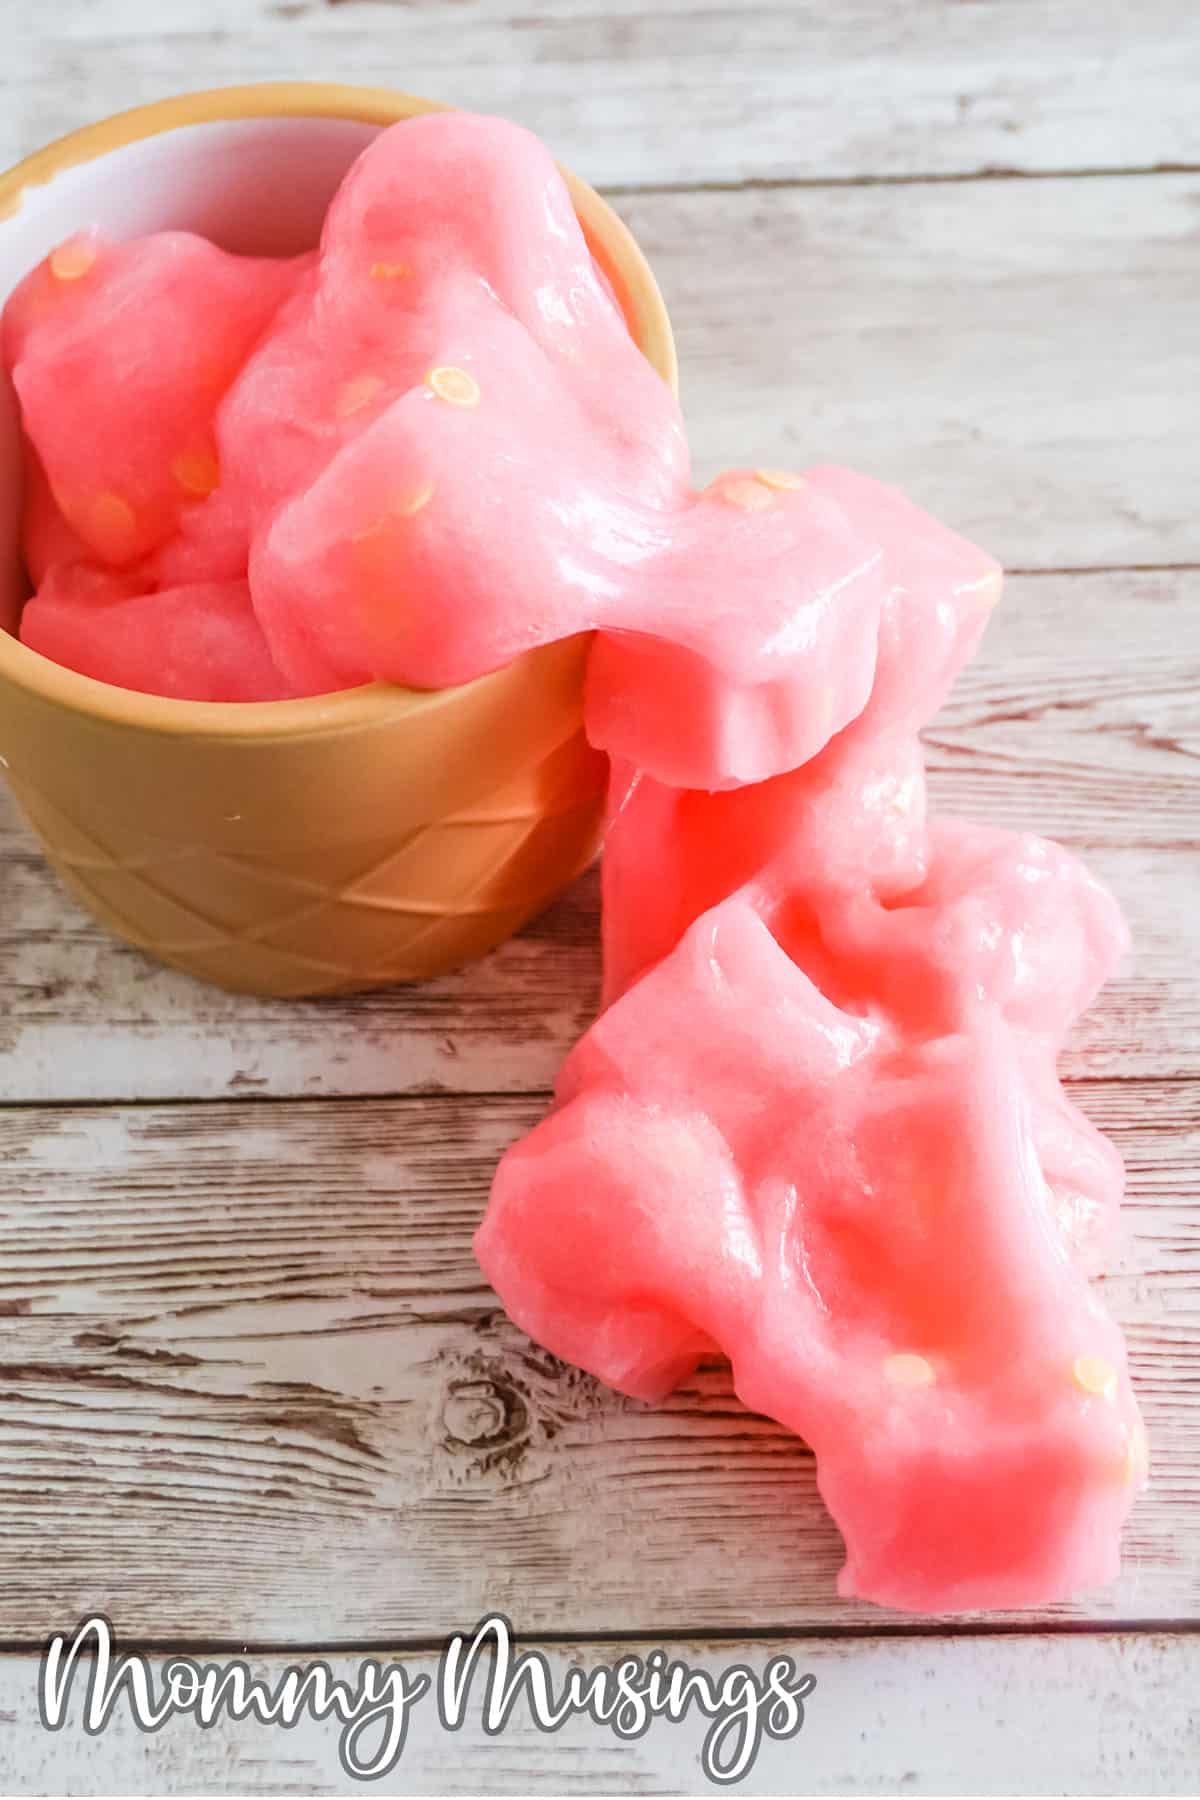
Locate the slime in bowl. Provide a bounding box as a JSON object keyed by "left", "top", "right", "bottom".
{"left": 4, "top": 107, "right": 1144, "bottom": 1612}
{"left": 6, "top": 111, "right": 998, "bottom": 792}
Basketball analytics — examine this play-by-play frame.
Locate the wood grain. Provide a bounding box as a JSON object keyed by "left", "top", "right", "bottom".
{"left": 1, "top": 1634, "right": 1197, "bottom": 1796}
{"left": 2, "top": 1, "right": 1198, "bottom": 190}
{"left": 0, "top": 1080, "right": 1193, "bottom": 1641}
{"left": 3, "top": 570, "right": 1194, "bottom": 1103}
{"left": 649, "top": 173, "right": 1200, "bottom": 568}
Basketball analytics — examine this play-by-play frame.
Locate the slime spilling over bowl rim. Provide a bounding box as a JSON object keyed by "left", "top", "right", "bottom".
{"left": 0, "top": 85, "right": 677, "bottom": 995}
{"left": 0, "top": 82, "right": 679, "bottom": 740}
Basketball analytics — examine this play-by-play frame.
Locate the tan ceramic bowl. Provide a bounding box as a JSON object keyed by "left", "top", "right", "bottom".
{"left": 0, "top": 84, "right": 677, "bottom": 996}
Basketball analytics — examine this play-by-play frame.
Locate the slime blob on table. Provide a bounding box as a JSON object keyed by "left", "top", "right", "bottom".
{"left": 477, "top": 464, "right": 1140, "bottom": 1607}
{"left": 477, "top": 874, "right": 1140, "bottom": 1613}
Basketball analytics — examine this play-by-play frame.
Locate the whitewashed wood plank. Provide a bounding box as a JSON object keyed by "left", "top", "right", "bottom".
{"left": 1, "top": 569, "right": 1194, "bottom": 1103}
{"left": 929, "top": 570, "right": 1199, "bottom": 847}
{"left": 651, "top": 174, "right": 1200, "bottom": 569}
{"left": 0, "top": 1633, "right": 1196, "bottom": 1796}
{"left": 0, "top": 1081, "right": 1192, "bottom": 1639}
{"left": 2, "top": 2, "right": 1198, "bottom": 189}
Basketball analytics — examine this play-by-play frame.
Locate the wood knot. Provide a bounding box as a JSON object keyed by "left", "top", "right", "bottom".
{"left": 441, "top": 1373, "right": 529, "bottom": 1457}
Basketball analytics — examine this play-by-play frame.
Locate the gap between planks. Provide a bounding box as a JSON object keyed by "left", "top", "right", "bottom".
{"left": 2, "top": 1619, "right": 1200, "bottom": 1659}
{"left": 605, "top": 159, "right": 1200, "bottom": 197}
{"left": 0, "top": 1074, "right": 1192, "bottom": 1115}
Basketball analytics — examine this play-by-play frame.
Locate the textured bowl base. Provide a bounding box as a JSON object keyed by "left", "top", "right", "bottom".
{"left": 10, "top": 730, "right": 607, "bottom": 997}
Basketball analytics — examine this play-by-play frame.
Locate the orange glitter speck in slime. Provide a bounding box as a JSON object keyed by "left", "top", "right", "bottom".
{"left": 172, "top": 447, "right": 222, "bottom": 498}
{"left": 336, "top": 375, "right": 387, "bottom": 419}
{"left": 720, "top": 476, "right": 773, "bottom": 512}
{"left": 85, "top": 491, "right": 139, "bottom": 559}
{"left": 350, "top": 484, "right": 436, "bottom": 646}
{"left": 427, "top": 366, "right": 481, "bottom": 408}
{"left": 48, "top": 234, "right": 98, "bottom": 283}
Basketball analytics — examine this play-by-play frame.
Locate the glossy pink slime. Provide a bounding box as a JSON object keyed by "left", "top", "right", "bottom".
{"left": 477, "top": 887, "right": 1138, "bottom": 1613}
{"left": 1, "top": 110, "right": 1142, "bottom": 1611}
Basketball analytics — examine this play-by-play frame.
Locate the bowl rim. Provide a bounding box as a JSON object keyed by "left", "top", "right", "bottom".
{"left": 0, "top": 80, "right": 678, "bottom": 741}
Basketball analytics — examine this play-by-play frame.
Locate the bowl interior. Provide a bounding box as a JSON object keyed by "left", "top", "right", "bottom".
{"left": 0, "top": 114, "right": 388, "bottom": 638}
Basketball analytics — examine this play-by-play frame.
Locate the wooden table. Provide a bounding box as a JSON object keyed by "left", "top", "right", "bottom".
{"left": 0, "top": 4, "right": 1197, "bottom": 1792}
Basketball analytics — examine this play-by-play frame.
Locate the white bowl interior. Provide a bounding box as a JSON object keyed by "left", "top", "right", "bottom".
{"left": 0, "top": 115, "right": 383, "bottom": 637}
